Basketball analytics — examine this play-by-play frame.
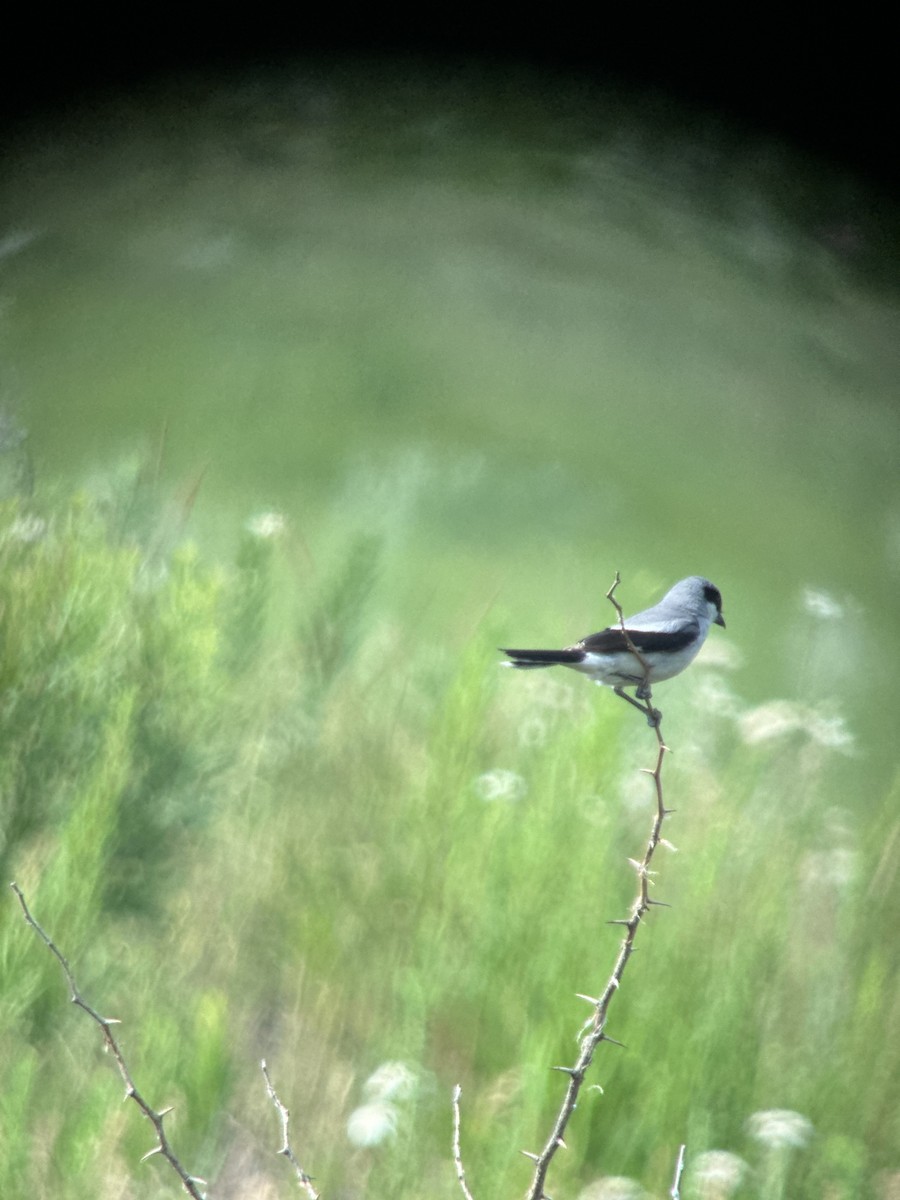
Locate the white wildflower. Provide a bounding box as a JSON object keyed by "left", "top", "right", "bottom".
{"left": 246, "top": 511, "right": 286, "bottom": 539}
{"left": 474, "top": 769, "right": 526, "bottom": 803}
{"left": 688, "top": 1149, "right": 748, "bottom": 1197}
{"left": 807, "top": 712, "right": 855, "bottom": 751}
{"left": 737, "top": 701, "right": 854, "bottom": 753}
{"left": 363, "top": 1061, "right": 418, "bottom": 1102}
{"left": 747, "top": 1108, "right": 813, "bottom": 1149}
{"left": 801, "top": 588, "right": 843, "bottom": 619}
{"left": 346, "top": 1101, "right": 397, "bottom": 1147}
{"left": 800, "top": 847, "right": 857, "bottom": 891}
{"left": 738, "top": 700, "right": 805, "bottom": 743}
{"left": 7, "top": 514, "right": 47, "bottom": 543}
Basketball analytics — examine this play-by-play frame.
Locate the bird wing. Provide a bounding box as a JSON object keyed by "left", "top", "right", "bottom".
{"left": 577, "top": 621, "right": 699, "bottom": 655}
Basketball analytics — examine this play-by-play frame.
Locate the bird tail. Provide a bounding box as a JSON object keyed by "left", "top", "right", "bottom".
{"left": 501, "top": 648, "right": 584, "bottom": 669}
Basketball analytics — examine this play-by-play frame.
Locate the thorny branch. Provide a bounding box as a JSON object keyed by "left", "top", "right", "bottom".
{"left": 261, "top": 1059, "right": 321, "bottom": 1199}
{"left": 520, "top": 573, "right": 672, "bottom": 1200}
{"left": 453, "top": 573, "right": 681, "bottom": 1200}
{"left": 9, "top": 882, "right": 207, "bottom": 1199}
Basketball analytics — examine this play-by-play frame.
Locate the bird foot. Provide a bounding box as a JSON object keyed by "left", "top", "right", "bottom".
{"left": 614, "top": 685, "right": 661, "bottom": 727}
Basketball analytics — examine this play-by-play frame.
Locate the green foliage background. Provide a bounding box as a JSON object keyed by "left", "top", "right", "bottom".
{"left": 1, "top": 467, "right": 898, "bottom": 1200}
{"left": 1, "top": 60, "right": 899, "bottom": 1200}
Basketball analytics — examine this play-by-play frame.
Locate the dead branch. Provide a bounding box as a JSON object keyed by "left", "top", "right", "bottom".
{"left": 452, "top": 1085, "right": 477, "bottom": 1200}
{"left": 670, "top": 1143, "right": 687, "bottom": 1199}
{"left": 260, "top": 1059, "right": 321, "bottom": 1198}
{"left": 520, "top": 573, "right": 674, "bottom": 1200}
{"left": 9, "top": 882, "right": 207, "bottom": 1199}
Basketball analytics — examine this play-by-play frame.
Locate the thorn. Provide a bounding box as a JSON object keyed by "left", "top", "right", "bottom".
{"left": 606, "top": 918, "right": 631, "bottom": 927}
{"left": 158, "top": 1106, "right": 174, "bottom": 1118}
{"left": 556, "top": 1136, "right": 568, "bottom": 1150}
{"left": 103, "top": 1017, "right": 122, "bottom": 1026}
{"left": 647, "top": 898, "right": 672, "bottom": 908}
{"left": 551, "top": 1065, "right": 579, "bottom": 1076}
{"left": 123, "top": 1086, "right": 135, "bottom": 1101}
{"left": 659, "top": 838, "right": 678, "bottom": 852}
{"left": 140, "top": 1145, "right": 164, "bottom": 1163}
{"left": 663, "top": 807, "right": 677, "bottom": 816}
{"left": 188, "top": 1177, "right": 209, "bottom": 1187}
{"left": 599, "top": 1033, "right": 626, "bottom": 1048}
{"left": 627, "top": 858, "right": 644, "bottom": 873}
{"left": 639, "top": 767, "right": 656, "bottom": 777}
{"left": 575, "top": 993, "right": 600, "bottom": 1005}
{"left": 521, "top": 1150, "right": 540, "bottom": 1162}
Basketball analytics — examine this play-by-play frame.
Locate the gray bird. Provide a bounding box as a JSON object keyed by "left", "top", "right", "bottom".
{"left": 502, "top": 576, "right": 725, "bottom": 722}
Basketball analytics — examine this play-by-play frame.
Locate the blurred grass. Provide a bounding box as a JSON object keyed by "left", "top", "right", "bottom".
{"left": 4, "top": 62, "right": 900, "bottom": 793}
{"left": 1, "top": 468, "right": 899, "bottom": 1199}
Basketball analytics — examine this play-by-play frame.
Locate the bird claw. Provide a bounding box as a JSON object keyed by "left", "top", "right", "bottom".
{"left": 646, "top": 707, "right": 662, "bottom": 728}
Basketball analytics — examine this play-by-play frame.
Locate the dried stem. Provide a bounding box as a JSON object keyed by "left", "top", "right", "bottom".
{"left": 9, "top": 882, "right": 207, "bottom": 1199}
{"left": 452, "top": 1085, "right": 477, "bottom": 1200}
{"left": 520, "top": 573, "right": 674, "bottom": 1200}
{"left": 670, "top": 1143, "right": 687, "bottom": 1199}
{"left": 261, "top": 1059, "right": 321, "bottom": 1198}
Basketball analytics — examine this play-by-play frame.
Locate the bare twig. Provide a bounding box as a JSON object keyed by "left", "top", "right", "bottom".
{"left": 261, "top": 1059, "right": 321, "bottom": 1199}
{"left": 452, "top": 1084, "right": 477, "bottom": 1200}
{"left": 607, "top": 571, "right": 664, "bottom": 728}
{"left": 522, "top": 574, "right": 673, "bottom": 1200}
{"left": 670, "top": 1143, "right": 687, "bottom": 1199}
{"left": 9, "top": 882, "right": 207, "bottom": 1199}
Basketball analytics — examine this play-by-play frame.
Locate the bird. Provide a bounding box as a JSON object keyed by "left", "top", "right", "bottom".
{"left": 501, "top": 576, "right": 725, "bottom": 724}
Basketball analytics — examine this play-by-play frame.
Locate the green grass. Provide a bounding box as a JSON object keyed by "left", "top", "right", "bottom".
{"left": 1, "top": 474, "right": 898, "bottom": 1200}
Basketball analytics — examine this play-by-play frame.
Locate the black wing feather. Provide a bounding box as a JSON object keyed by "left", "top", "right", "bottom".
{"left": 578, "top": 625, "right": 698, "bottom": 655}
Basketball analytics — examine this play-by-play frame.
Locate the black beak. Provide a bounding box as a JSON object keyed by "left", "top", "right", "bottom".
{"left": 715, "top": 612, "right": 726, "bottom": 628}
